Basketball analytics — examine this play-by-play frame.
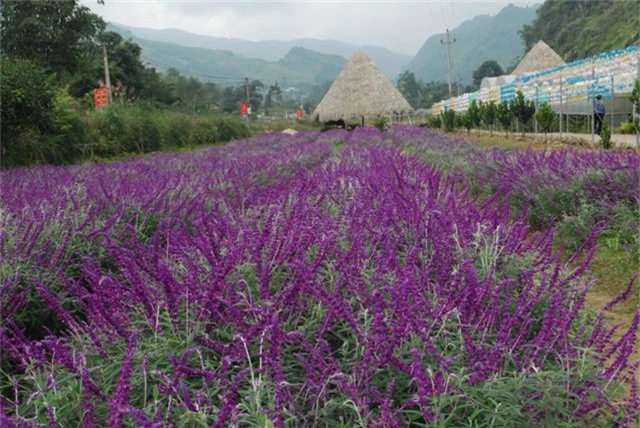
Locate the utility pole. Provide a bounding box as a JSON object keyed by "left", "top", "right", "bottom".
{"left": 244, "top": 77, "right": 251, "bottom": 108}
{"left": 441, "top": 29, "right": 455, "bottom": 99}
{"left": 102, "top": 43, "right": 113, "bottom": 104}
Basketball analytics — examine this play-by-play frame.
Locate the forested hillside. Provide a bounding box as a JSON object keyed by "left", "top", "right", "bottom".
{"left": 520, "top": 0, "right": 639, "bottom": 61}
{"left": 110, "top": 23, "right": 411, "bottom": 78}
{"left": 131, "top": 32, "right": 346, "bottom": 88}
{"left": 407, "top": 4, "right": 538, "bottom": 84}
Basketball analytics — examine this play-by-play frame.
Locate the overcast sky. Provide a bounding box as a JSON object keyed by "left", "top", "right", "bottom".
{"left": 82, "top": 1, "right": 542, "bottom": 56}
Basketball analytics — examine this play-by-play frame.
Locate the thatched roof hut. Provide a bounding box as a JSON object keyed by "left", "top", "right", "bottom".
{"left": 313, "top": 50, "right": 413, "bottom": 122}
{"left": 511, "top": 40, "right": 565, "bottom": 76}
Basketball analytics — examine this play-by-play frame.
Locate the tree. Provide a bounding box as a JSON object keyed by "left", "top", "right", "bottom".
{"left": 441, "top": 108, "right": 456, "bottom": 132}
{"left": 69, "top": 31, "right": 147, "bottom": 100}
{"left": 221, "top": 81, "right": 264, "bottom": 115}
{"left": 1, "top": 57, "right": 87, "bottom": 166}
{"left": 535, "top": 102, "right": 556, "bottom": 138}
{"left": 472, "top": 60, "right": 504, "bottom": 87}
{"left": 0, "top": 0, "right": 105, "bottom": 80}
{"left": 104, "top": 34, "right": 146, "bottom": 96}
{"left": 139, "top": 68, "right": 179, "bottom": 106}
{"left": 510, "top": 91, "right": 536, "bottom": 135}
{"left": 482, "top": 101, "right": 497, "bottom": 135}
{"left": 496, "top": 101, "right": 513, "bottom": 135}
{"left": 467, "top": 100, "right": 481, "bottom": 129}
{"left": 264, "top": 82, "right": 283, "bottom": 115}
{"left": 419, "top": 81, "right": 450, "bottom": 109}
{"left": 397, "top": 71, "right": 422, "bottom": 108}
{"left": 628, "top": 79, "right": 640, "bottom": 133}
{"left": 249, "top": 80, "right": 264, "bottom": 114}
{"left": 460, "top": 112, "right": 473, "bottom": 133}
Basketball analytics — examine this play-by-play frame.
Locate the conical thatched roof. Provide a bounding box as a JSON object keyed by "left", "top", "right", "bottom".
{"left": 511, "top": 40, "right": 565, "bottom": 76}
{"left": 313, "top": 50, "right": 413, "bottom": 122}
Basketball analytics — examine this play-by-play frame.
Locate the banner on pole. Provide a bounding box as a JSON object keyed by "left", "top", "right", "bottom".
{"left": 94, "top": 88, "right": 108, "bottom": 109}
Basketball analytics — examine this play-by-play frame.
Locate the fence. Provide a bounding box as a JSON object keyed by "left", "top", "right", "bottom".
{"left": 432, "top": 45, "right": 639, "bottom": 128}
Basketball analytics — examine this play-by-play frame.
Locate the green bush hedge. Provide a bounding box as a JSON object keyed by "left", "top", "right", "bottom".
{"left": 1, "top": 57, "right": 89, "bottom": 167}
{"left": 2, "top": 92, "right": 250, "bottom": 167}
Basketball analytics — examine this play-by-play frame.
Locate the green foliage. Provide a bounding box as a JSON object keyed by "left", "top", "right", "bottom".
{"left": 214, "top": 115, "right": 251, "bottom": 142}
{"left": 86, "top": 104, "right": 160, "bottom": 155}
{"left": 0, "top": 57, "right": 90, "bottom": 167}
{"left": 441, "top": 108, "right": 456, "bottom": 132}
{"left": 420, "top": 81, "right": 454, "bottom": 109}
{"left": 629, "top": 79, "right": 640, "bottom": 115}
{"left": 264, "top": 82, "right": 283, "bottom": 114}
{"left": 396, "top": 76, "right": 458, "bottom": 110}
{"left": 459, "top": 112, "right": 473, "bottom": 132}
{"left": 84, "top": 104, "right": 249, "bottom": 159}
{"left": 601, "top": 121, "right": 612, "bottom": 150}
{"left": 397, "top": 71, "right": 422, "bottom": 107}
{"left": 472, "top": 59, "right": 504, "bottom": 87}
{"left": 520, "top": 0, "right": 639, "bottom": 61}
{"left": 496, "top": 101, "right": 513, "bottom": 133}
{"left": 536, "top": 102, "right": 556, "bottom": 136}
{"left": 372, "top": 117, "right": 389, "bottom": 132}
{"left": 617, "top": 120, "right": 639, "bottom": 134}
{"left": 467, "top": 100, "right": 481, "bottom": 129}
{"left": 481, "top": 101, "right": 497, "bottom": 133}
{"left": 427, "top": 114, "right": 442, "bottom": 129}
{"left": 0, "top": 57, "right": 56, "bottom": 145}
{"left": 510, "top": 91, "right": 536, "bottom": 133}
{"left": 0, "top": 0, "right": 105, "bottom": 78}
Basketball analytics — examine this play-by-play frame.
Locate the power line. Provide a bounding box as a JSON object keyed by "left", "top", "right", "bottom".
{"left": 425, "top": 2, "right": 442, "bottom": 36}
{"left": 438, "top": 0, "right": 450, "bottom": 34}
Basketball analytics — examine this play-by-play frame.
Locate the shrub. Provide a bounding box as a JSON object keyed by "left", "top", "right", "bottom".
{"left": 0, "top": 57, "right": 89, "bottom": 166}
{"left": 372, "top": 116, "right": 389, "bottom": 131}
{"left": 616, "top": 120, "right": 638, "bottom": 134}
{"left": 427, "top": 115, "right": 442, "bottom": 129}
{"left": 441, "top": 108, "right": 456, "bottom": 132}
{"left": 482, "top": 101, "right": 497, "bottom": 134}
{"left": 510, "top": 91, "right": 536, "bottom": 134}
{"left": 215, "top": 114, "right": 251, "bottom": 141}
{"left": 497, "top": 101, "right": 513, "bottom": 134}
{"left": 601, "top": 121, "right": 612, "bottom": 150}
{"left": 536, "top": 102, "right": 556, "bottom": 137}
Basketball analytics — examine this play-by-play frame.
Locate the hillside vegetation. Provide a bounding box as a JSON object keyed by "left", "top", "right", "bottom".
{"left": 520, "top": 0, "right": 639, "bottom": 61}
{"left": 110, "top": 23, "right": 410, "bottom": 79}
{"left": 125, "top": 30, "right": 346, "bottom": 88}
{"left": 407, "top": 4, "right": 538, "bottom": 84}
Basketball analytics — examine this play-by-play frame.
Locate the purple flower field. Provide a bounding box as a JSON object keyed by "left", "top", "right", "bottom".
{"left": 1, "top": 127, "right": 638, "bottom": 426}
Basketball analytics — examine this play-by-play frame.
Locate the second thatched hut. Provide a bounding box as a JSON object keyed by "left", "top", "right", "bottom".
{"left": 313, "top": 50, "right": 414, "bottom": 123}
{"left": 511, "top": 40, "right": 565, "bottom": 76}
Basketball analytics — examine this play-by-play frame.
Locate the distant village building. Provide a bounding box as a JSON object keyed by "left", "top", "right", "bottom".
{"left": 313, "top": 50, "right": 413, "bottom": 123}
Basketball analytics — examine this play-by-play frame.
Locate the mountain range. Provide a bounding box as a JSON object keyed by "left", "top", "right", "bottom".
{"left": 407, "top": 4, "right": 539, "bottom": 84}
{"left": 109, "top": 23, "right": 410, "bottom": 81}
{"left": 109, "top": 4, "right": 540, "bottom": 89}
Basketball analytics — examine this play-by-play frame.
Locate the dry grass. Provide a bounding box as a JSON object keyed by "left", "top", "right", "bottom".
{"left": 313, "top": 50, "right": 413, "bottom": 122}
{"left": 450, "top": 130, "right": 579, "bottom": 151}
{"left": 511, "top": 40, "right": 565, "bottom": 76}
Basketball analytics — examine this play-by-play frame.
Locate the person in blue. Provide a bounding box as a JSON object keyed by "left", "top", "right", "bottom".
{"left": 594, "top": 94, "right": 606, "bottom": 135}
